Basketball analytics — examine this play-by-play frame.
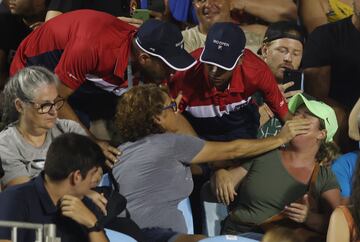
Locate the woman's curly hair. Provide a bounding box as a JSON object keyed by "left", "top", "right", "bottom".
{"left": 115, "top": 84, "right": 167, "bottom": 142}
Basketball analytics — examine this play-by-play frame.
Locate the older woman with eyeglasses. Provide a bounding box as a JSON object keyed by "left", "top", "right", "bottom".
{"left": 112, "top": 84, "right": 311, "bottom": 242}
{"left": 0, "top": 66, "right": 87, "bottom": 189}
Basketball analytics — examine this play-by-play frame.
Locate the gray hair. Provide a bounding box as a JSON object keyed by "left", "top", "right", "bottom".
{"left": 1, "top": 66, "right": 59, "bottom": 126}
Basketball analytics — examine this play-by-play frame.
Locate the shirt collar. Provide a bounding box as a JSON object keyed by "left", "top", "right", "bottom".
{"left": 203, "top": 64, "right": 245, "bottom": 98}
{"left": 34, "top": 172, "right": 58, "bottom": 214}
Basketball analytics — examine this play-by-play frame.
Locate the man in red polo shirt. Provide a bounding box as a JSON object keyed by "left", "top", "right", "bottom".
{"left": 170, "top": 22, "right": 289, "bottom": 141}
{"left": 10, "top": 10, "right": 196, "bottom": 162}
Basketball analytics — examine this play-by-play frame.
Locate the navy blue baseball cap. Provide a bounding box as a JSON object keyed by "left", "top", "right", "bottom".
{"left": 135, "top": 19, "right": 197, "bottom": 71}
{"left": 200, "top": 22, "right": 246, "bottom": 71}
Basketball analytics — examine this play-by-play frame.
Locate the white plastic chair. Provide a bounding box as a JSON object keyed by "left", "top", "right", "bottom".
{"left": 201, "top": 181, "right": 229, "bottom": 236}
{"left": 177, "top": 197, "right": 194, "bottom": 234}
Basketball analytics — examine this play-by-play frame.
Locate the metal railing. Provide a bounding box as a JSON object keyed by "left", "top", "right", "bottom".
{"left": 0, "top": 221, "right": 61, "bottom": 242}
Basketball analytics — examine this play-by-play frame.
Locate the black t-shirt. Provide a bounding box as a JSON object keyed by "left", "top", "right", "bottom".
{"left": 48, "top": 0, "right": 130, "bottom": 17}
{"left": 0, "top": 13, "right": 31, "bottom": 68}
{"left": 302, "top": 16, "right": 360, "bottom": 109}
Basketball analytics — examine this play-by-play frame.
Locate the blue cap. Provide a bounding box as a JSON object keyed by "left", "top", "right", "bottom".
{"left": 200, "top": 22, "right": 246, "bottom": 71}
{"left": 135, "top": 19, "right": 197, "bottom": 71}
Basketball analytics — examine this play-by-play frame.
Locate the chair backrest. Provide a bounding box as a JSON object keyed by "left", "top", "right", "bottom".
{"left": 177, "top": 197, "right": 194, "bottom": 234}
{"left": 199, "top": 235, "right": 259, "bottom": 242}
{"left": 200, "top": 181, "right": 229, "bottom": 237}
{"left": 105, "top": 228, "right": 137, "bottom": 242}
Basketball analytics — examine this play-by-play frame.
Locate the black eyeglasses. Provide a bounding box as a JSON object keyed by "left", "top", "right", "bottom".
{"left": 28, "top": 98, "right": 65, "bottom": 114}
{"left": 162, "top": 101, "right": 177, "bottom": 112}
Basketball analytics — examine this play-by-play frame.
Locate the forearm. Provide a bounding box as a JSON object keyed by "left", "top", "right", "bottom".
{"left": 45, "top": 10, "right": 63, "bottom": 21}
{"left": 58, "top": 102, "right": 93, "bottom": 137}
{"left": 89, "top": 231, "right": 109, "bottom": 242}
{"left": 349, "top": 98, "right": 360, "bottom": 140}
{"left": 229, "top": 135, "right": 285, "bottom": 159}
{"left": 234, "top": 0, "right": 297, "bottom": 22}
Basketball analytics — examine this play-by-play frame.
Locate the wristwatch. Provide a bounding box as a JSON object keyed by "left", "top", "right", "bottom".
{"left": 87, "top": 221, "right": 103, "bottom": 233}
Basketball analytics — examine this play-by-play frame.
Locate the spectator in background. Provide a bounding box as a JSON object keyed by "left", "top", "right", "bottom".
{"left": 0, "top": 133, "right": 108, "bottom": 242}
{"left": 302, "top": 0, "right": 360, "bottom": 153}
{"left": 327, "top": 154, "right": 360, "bottom": 242}
{"left": 181, "top": 0, "right": 297, "bottom": 53}
{"left": 45, "top": 0, "right": 144, "bottom": 27}
{"left": 331, "top": 151, "right": 359, "bottom": 204}
{"left": 0, "top": 66, "right": 87, "bottom": 189}
{"left": 257, "top": 21, "right": 305, "bottom": 138}
{"left": 331, "top": 98, "right": 360, "bottom": 204}
{"left": 10, "top": 11, "right": 196, "bottom": 162}
{"left": 349, "top": 98, "right": 360, "bottom": 141}
{"left": 299, "top": 0, "right": 353, "bottom": 34}
{"left": 0, "top": 0, "right": 49, "bottom": 89}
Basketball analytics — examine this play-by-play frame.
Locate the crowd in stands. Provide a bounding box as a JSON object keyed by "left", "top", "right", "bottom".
{"left": 0, "top": 0, "right": 359, "bottom": 242}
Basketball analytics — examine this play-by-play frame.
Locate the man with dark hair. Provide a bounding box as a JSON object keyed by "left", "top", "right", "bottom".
{"left": 0, "top": 133, "right": 108, "bottom": 242}
{"left": 171, "top": 22, "right": 289, "bottom": 141}
{"left": 10, "top": 10, "right": 196, "bottom": 162}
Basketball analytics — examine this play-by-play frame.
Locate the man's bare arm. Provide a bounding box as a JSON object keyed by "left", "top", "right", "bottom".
{"left": 231, "top": 0, "right": 297, "bottom": 22}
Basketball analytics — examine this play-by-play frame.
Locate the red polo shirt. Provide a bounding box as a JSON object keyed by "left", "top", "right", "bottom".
{"left": 10, "top": 9, "right": 137, "bottom": 93}
{"left": 170, "top": 48, "right": 288, "bottom": 140}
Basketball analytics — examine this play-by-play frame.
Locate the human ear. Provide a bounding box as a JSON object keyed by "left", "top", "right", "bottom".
{"left": 14, "top": 98, "right": 24, "bottom": 113}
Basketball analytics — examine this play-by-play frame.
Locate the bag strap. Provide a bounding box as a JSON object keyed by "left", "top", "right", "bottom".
{"left": 106, "top": 170, "right": 131, "bottom": 218}
{"left": 107, "top": 170, "right": 120, "bottom": 192}
{"left": 260, "top": 163, "right": 320, "bottom": 226}
{"left": 339, "top": 206, "right": 358, "bottom": 241}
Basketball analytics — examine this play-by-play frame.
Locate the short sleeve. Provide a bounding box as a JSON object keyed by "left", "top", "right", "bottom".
{"left": 258, "top": 67, "right": 288, "bottom": 119}
{"left": 0, "top": 148, "right": 30, "bottom": 185}
{"left": 302, "top": 25, "right": 333, "bottom": 68}
{"left": 331, "top": 152, "right": 359, "bottom": 197}
{"left": 170, "top": 134, "right": 205, "bottom": 164}
{"left": 316, "top": 166, "right": 340, "bottom": 195}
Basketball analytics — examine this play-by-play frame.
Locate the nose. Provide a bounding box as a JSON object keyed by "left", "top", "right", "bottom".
{"left": 284, "top": 52, "right": 293, "bottom": 63}
{"left": 48, "top": 105, "right": 58, "bottom": 116}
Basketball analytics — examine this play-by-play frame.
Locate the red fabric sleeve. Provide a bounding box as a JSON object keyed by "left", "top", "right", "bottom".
{"left": 258, "top": 67, "right": 288, "bottom": 120}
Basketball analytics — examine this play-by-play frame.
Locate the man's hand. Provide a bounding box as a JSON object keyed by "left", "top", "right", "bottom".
{"left": 211, "top": 169, "right": 238, "bottom": 205}
{"left": 278, "top": 82, "right": 303, "bottom": 103}
{"left": 283, "top": 194, "right": 310, "bottom": 223}
{"left": 96, "top": 140, "right": 121, "bottom": 168}
{"left": 60, "top": 195, "right": 98, "bottom": 228}
{"left": 277, "top": 119, "right": 311, "bottom": 143}
{"left": 117, "top": 16, "right": 143, "bottom": 27}
{"left": 85, "top": 190, "right": 108, "bottom": 216}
